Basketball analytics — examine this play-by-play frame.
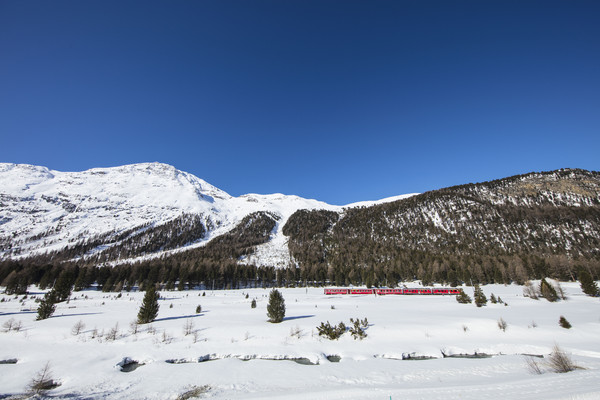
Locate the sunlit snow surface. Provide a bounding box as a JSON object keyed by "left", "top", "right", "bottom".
{"left": 1, "top": 282, "right": 599, "bottom": 399}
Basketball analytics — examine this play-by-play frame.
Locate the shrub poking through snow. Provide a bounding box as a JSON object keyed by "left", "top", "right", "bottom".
{"left": 497, "top": 317, "right": 507, "bottom": 332}
{"left": 3, "top": 318, "right": 22, "bottom": 332}
{"left": 540, "top": 278, "right": 559, "bottom": 302}
{"left": 523, "top": 280, "right": 539, "bottom": 299}
{"left": 559, "top": 316, "right": 572, "bottom": 329}
{"left": 106, "top": 323, "right": 119, "bottom": 341}
{"left": 71, "top": 320, "right": 85, "bottom": 336}
{"left": 183, "top": 319, "right": 195, "bottom": 336}
{"left": 129, "top": 320, "right": 140, "bottom": 335}
{"left": 349, "top": 317, "right": 369, "bottom": 340}
{"left": 290, "top": 325, "right": 303, "bottom": 338}
{"left": 490, "top": 293, "right": 497, "bottom": 304}
{"left": 196, "top": 304, "right": 202, "bottom": 314}
{"left": 251, "top": 299, "right": 257, "bottom": 309}
{"left": 456, "top": 289, "right": 472, "bottom": 304}
{"left": 137, "top": 285, "right": 160, "bottom": 324}
{"left": 317, "top": 321, "right": 346, "bottom": 340}
{"left": 176, "top": 385, "right": 211, "bottom": 400}
{"left": 28, "top": 362, "right": 60, "bottom": 394}
{"left": 266, "top": 289, "right": 285, "bottom": 323}
{"left": 547, "top": 344, "right": 578, "bottom": 373}
{"left": 525, "top": 355, "right": 543, "bottom": 375}
{"left": 473, "top": 285, "right": 487, "bottom": 307}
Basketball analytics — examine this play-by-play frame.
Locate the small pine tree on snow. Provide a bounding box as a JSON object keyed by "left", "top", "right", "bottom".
{"left": 137, "top": 285, "right": 160, "bottom": 324}
{"left": 540, "top": 278, "right": 559, "bottom": 302}
{"left": 317, "top": 321, "right": 347, "bottom": 340}
{"left": 349, "top": 317, "right": 369, "bottom": 340}
{"left": 578, "top": 269, "right": 599, "bottom": 297}
{"left": 36, "top": 290, "right": 58, "bottom": 321}
{"left": 266, "top": 289, "right": 285, "bottom": 323}
{"left": 456, "top": 289, "right": 472, "bottom": 304}
{"left": 473, "top": 285, "right": 487, "bottom": 307}
{"left": 490, "top": 293, "right": 497, "bottom": 304}
{"left": 251, "top": 298, "right": 257, "bottom": 309}
{"left": 559, "top": 316, "right": 572, "bottom": 329}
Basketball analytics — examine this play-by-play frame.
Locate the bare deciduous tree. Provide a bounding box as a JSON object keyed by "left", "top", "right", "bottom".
{"left": 28, "top": 362, "right": 60, "bottom": 394}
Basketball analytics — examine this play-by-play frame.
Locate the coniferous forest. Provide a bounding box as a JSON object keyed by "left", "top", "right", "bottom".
{"left": 1, "top": 169, "right": 600, "bottom": 294}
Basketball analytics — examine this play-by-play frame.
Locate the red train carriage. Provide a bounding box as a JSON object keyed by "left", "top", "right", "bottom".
{"left": 324, "top": 288, "right": 349, "bottom": 295}
{"left": 375, "top": 288, "right": 404, "bottom": 295}
{"left": 349, "top": 288, "right": 375, "bottom": 295}
{"left": 403, "top": 288, "right": 419, "bottom": 294}
{"left": 433, "top": 288, "right": 461, "bottom": 295}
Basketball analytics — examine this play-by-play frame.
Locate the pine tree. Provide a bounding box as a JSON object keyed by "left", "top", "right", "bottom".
{"left": 36, "top": 290, "right": 57, "bottom": 321}
{"left": 456, "top": 289, "right": 472, "bottom": 304}
{"left": 137, "top": 285, "right": 160, "bottom": 324}
{"left": 578, "top": 269, "right": 599, "bottom": 297}
{"left": 473, "top": 284, "right": 487, "bottom": 307}
{"left": 540, "top": 278, "right": 559, "bottom": 302}
{"left": 54, "top": 270, "right": 74, "bottom": 302}
{"left": 266, "top": 289, "right": 285, "bottom": 323}
{"left": 559, "top": 315, "right": 572, "bottom": 329}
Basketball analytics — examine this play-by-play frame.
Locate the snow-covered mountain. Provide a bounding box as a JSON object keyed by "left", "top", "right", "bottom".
{"left": 0, "top": 162, "right": 414, "bottom": 266}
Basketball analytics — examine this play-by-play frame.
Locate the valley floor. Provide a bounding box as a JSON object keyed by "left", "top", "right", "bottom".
{"left": 1, "top": 282, "right": 599, "bottom": 399}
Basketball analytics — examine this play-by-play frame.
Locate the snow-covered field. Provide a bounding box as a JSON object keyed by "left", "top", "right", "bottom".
{"left": 1, "top": 282, "right": 599, "bottom": 399}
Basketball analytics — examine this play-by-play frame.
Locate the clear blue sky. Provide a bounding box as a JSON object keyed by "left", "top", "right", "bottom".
{"left": 1, "top": 1, "right": 599, "bottom": 205}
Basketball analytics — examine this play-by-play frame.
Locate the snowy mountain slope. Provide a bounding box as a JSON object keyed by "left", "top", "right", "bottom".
{"left": 0, "top": 162, "right": 414, "bottom": 266}
{"left": 0, "top": 163, "right": 229, "bottom": 258}
{"left": 3, "top": 163, "right": 598, "bottom": 275}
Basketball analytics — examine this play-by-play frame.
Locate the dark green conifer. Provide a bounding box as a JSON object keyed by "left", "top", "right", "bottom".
{"left": 578, "top": 269, "right": 599, "bottom": 297}
{"left": 54, "top": 270, "right": 74, "bottom": 301}
{"left": 266, "top": 289, "right": 285, "bottom": 323}
{"left": 473, "top": 285, "right": 487, "bottom": 307}
{"left": 559, "top": 315, "right": 572, "bottom": 329}
{"left": 456, "top": 289, "right": 472, "bottom": 304}
{"left": 36, "top": 290, "right": 58, "bottom": 321}
{"left": 137, "top": 285, "right": 160, "bottom": 324}
{"left": 540, "top": 278, "right": 559, "bottom": 302}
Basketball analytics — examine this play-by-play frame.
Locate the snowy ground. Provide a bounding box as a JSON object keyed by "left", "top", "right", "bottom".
{"left": 1, "top": 282, "right": 599, "bottom": 399}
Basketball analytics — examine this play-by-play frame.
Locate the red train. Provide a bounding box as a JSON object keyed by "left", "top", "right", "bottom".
{"left": 324, "top": 287, "right": 461, "bottom": 295}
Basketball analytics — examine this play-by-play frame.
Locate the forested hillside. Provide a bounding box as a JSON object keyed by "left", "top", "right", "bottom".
{"left": 1, "top": 168, "right": 599, "bottom": 292}
{"left": 284, "top": 169, "right": 600, "bottom": 286}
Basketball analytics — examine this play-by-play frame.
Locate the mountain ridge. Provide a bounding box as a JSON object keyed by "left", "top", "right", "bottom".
{"left": 1, "top": 163, "right": 599, "bottom": 287}
{"left": 0, "top": 162, "right": 413, "bottom": 265}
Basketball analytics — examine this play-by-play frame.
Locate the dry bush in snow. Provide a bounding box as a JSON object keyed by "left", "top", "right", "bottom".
{"left": 525, "top": 355, "right": 543, "bottom": 375}
{"left": 497, "top": 317, "right": 508, "bottom": 332}
{"left": 547, "top": 344, "right": 578, "bottom": 373}
{"left": 28, "top": 362, "right": 60, "bottom": 394}
{"left": 183, "top": 319, "right": 195, "bottom": 336}
{"left": 71, "top": 320, "right": 85, "bottom": 336}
